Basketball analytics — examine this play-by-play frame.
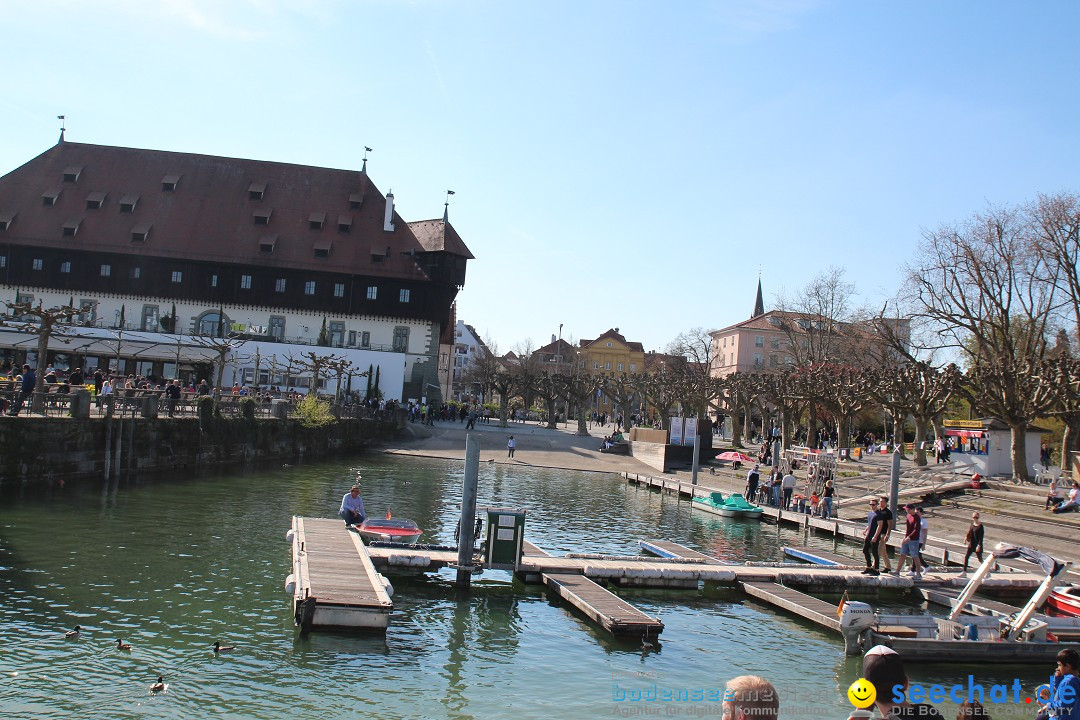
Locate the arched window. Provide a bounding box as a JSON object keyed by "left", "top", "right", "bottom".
{"left": 196, "top": 310, "right": 230, "bottom": 337}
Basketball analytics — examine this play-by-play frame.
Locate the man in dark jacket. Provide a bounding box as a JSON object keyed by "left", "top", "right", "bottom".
{"left": 8, "top": 364, "right": 36, "bottom": 416}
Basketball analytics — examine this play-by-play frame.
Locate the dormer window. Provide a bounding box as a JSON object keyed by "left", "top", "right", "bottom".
{"left": 248, "top": 182, "right": 266, "bottom": 200}
{"left": 308, "top": 212, "right": 325, "bottom": 230}
{"left": 131, "top": 223, "right": 151, "bottom": 243}
{"left": 63, "top": 166, "right": 82, "bottom": 183}
{"left": 86, "top": 191, "right": 106, "bottom": 210}
{"left": 43, "top": 189, "right": 61, "bottom": 206}
{"left": 314, "top": 238, "right": 332, "bottom": 259}
{"left": 62, "top": 219, "right": 81, "bottom": 237}
{"left": 0, "top": 212, "right": 14, "bottom": 231}
{"left": 338, "top": 215, "right": 352, "bottom": 232}
{"left": 254, "top": 208, "right": 272, "bottom": 226}
{"left": 769, "top": 317, "right": 782, "bottom": 326}
{"left": 119, "top": 194, "right": 139, "bottom": 213}
{"left": 258, "top": 235, "right": 277, "bottom": 254}
{"left": 348, "top": 193, "right": 364, "bottom": 209}
{"left": 161, "top": 174, "right": 181, "bottom": 191}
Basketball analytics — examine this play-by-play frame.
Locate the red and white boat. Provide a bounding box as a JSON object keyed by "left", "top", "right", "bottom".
{"left": 1048, "top": 586, "right": 1080, "bottom": 617}
{"left": 352, "top": 510, "right": 423, "bottom": 544}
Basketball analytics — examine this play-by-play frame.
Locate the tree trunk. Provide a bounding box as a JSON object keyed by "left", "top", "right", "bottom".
{"left": 730, "top": 404, "right": 744, "bottom": 448}
{"left": 912, "top": 417, "right": 928, "bottom": 466}
{"left": 1010, "top": 423, "right": 1028, "bottom": 481}
{"left": 498, "top": 396, "right": 509, "bottom": 427}
{"left": 1061, "top": 414, "right": 1080, "bottom": 469}
{"left": 892, "top": 410, "right": 906, "bottom": 455}
{"left": 576, "top": 405, "right": 589, "bottom": 436}
{"left": 35, "top": 327, "right": 49, "bottom": 392}
{"left": 807, "top": 401, "right": 819, "bottom": 450}
{"left": 544, "top": 396, "right": 557, "bottom": 429}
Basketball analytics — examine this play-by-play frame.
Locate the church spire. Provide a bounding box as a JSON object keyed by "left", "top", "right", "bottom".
{"left": 752, "top": 277, "right": 764, "bottom": 318}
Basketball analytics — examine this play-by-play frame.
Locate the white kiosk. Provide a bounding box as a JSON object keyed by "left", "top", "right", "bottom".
{"left": 943, "top": 418, "right": 1048, "bottom": 477}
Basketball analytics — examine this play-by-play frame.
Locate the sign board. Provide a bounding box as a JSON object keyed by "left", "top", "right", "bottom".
{"left": 943, "top": 419, "right": 984, "bottom": 429}
{"left": 683, "top": 417, "right": 698, "bottom": 446}
{"left": 668, "top": 417, "right": 684, "bottom": 445}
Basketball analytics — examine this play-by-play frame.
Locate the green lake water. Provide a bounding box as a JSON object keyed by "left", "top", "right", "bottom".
{"left": 0, "top": 454, "right": 1054, "bottom": 719}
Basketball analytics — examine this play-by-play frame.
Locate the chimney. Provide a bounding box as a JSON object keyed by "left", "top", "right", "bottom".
{"left": 383, "top": 190, "right": 395, "bottom": 232}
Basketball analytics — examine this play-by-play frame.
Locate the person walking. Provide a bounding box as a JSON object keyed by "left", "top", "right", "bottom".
{"left": 822, "top": 479, "right": 835, "bottom": 519}
{"left": 861, "top": 498, "right": 881, "bottom": 576}
{"left": 507, "top": 435, "right": 516, "bottom": 459}
{"left": 781, "top": 468, "right": 796, "bottom": 510}
{"left": 960, "top": 511, "right": 984, "bottom": 577}
{"left": 745, "top": 465, "right": 761, "bottom": 502}
{"left": 874, "top": 496, "right": 894, "bottom": 573}
{"left": 894, "top": 504, "right": 922, "bottom": 578}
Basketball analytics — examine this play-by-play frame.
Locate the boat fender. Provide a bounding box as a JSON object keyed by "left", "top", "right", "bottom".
{"left": 285, "top": 573, "right": 297, "bottom": 596}
{"left": 286, "top": 529, "right": 296, "bottom": 544}
{"left": 379, "top": 573, "right": 394, "bottom": 598}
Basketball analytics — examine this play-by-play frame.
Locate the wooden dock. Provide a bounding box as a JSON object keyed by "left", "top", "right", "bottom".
{"left": 290, "top": 517, "right": 394, "bottom": 632}
{"left": 543, "top": 572, "right": 664, "bottom": 638}
{"left": 740, "top": 581, "right": 842, "bottom": 632}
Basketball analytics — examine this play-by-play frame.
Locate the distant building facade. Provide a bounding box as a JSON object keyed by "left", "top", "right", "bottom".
{"left": 0, "top": 138, "right": 472, "bottom": 399}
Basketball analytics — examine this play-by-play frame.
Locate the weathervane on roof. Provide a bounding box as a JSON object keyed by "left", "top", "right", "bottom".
{"left": 362, "top": 146, "right": 372, "bottom": 174}
{"left": 57, "top": 115, "right": 66, "bottom": 143}
{"left": 444, "top": 189, "right": 455, "bottom": 222}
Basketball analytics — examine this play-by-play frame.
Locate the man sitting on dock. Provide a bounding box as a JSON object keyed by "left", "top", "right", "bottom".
{"left": 339, "top": 485, "right": 366, "bottom": 527}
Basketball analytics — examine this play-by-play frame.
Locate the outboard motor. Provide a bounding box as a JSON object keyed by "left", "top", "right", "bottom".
{"left": 839, "top": 600, "right": 875, "bottom": 656}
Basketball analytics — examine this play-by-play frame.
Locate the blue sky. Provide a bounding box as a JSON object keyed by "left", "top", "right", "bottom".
{"left": 2, "top": 0, "right": 1078, "bottom": 354}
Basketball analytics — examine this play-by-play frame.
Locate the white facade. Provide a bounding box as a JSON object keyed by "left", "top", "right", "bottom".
{"left": 451, "top": 321, "right": 486, "bottom": 399}
{"left": 3, "top": 286, "right": 430, "bottom": 400}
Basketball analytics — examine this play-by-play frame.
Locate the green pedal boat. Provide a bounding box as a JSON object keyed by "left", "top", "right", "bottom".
{"left": 693, "top": 491, "right": 764, "bottom": 519}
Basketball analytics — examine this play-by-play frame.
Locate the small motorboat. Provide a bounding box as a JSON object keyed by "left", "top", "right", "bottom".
{"left": 352, "top": 511, "right": 423, "bottom": 544}
{"left": 1048, "top": 585, "right": 1080, "bottom": 617}
{"left": 693, "top": 491, "right": 764, "bottom": 519}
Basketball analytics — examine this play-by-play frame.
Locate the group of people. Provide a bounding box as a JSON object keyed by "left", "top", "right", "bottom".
{"left": 861, "top": 498, "right": 985, "bottom": 578}
{"left": 1046, "top": 478, "right": 1080, "bottom": 514}
{"left": 743, "top": 463, "right": 835, "bottom": 518}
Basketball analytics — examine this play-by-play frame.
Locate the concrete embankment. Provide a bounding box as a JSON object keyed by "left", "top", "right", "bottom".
{"left": 0, "top": 416, "right": 401, "bottom": 489}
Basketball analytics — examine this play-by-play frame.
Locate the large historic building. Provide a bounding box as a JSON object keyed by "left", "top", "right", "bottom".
{"left": 0, "top": 136, "right": 473, "bottom": 400}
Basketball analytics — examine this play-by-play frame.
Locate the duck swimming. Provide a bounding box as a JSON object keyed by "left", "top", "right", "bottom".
{"left": 115, "top": 638, "right": 131, "bottom": 651}
{"left": 149, "top": 676, "right": 167, "bottom": 693}
{"left": 212, "top": 641, "right": 235, "bottom": 653}
{"left": 64, "top": 625, "right": 81, "bottom": 639}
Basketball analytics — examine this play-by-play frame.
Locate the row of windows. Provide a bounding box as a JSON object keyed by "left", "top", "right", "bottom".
{"left": 587, "top": 361, "right": 636, "bottom": 372}
{"left": 18, "top": 258, "right": 412, "bottom": 301}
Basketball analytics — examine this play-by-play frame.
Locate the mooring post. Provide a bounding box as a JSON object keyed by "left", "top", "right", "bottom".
{"left": 889, "top": 447, "right": 901, "bottom": 518}
{"left": 456, "top": 434, "right": 480, "bottom": 588}
{"left": 690, "top": 424, "right": 700, "bottom": 486}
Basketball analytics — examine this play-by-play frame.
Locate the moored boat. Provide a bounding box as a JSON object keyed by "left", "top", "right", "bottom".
{"left": 352, "top": 515, "right": 423, "bottom": 544}
{"left": 693, "top": 491, "right": 764, "bottom": 519}
{"left": 1048, "top": 585, "right": 1080, "bottom": 617}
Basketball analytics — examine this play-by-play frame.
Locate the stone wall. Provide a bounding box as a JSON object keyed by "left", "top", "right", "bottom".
{"left": 0, "top": 416, "right": 402, "bottom": 489}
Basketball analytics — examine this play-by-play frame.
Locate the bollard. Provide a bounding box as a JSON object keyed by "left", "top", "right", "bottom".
{"left": 140, "top": 394, "right": 158, "bottom": 419}
{"left": 70, "top": 389, "right": 91, "bottom": 419}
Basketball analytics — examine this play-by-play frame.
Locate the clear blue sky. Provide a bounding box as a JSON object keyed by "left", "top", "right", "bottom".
{"left": 2, "top": 1, "right": 1078, "bottom": 354}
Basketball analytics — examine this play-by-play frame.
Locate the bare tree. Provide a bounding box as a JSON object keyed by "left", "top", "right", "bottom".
{"left": 3, "top": 300, "right": 81, "bottom": 391}
{"left": 907, "top": 204, "right": 1059, "bottom": 478}
{"left": 292, "top": 349, "right": 348, "bottom": 397}
{"left": 1030, "top": 192, "right": 1080, "bottom": 340}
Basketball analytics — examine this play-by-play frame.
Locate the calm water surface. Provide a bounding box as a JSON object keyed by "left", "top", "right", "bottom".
{"left": 0, "top": 454, "right": 1052, "bottom": 719}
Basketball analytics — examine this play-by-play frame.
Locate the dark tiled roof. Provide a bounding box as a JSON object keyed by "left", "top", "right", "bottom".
{"left": 0, "top": 141, "right": 445, "bottom": 280}
{"left": 408, "top": 219, "right": 475, "bottom": 259}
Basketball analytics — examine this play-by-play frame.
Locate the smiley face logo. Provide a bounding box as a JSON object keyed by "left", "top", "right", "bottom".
{"left": 847, "top": 678, "right": 876, "bottom": 708}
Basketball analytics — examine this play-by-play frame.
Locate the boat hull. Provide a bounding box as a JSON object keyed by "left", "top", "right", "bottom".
{"left": 352, "top": 518, "right": 423, "bottom": 544}
{"left": 868, "top": 633, "right": 1064, "bottom": 663}
{"left": 693, "top": 499, "right": 763, "bottom": 520}
{"left": 1048, "top": 588, "right": 1080, "bottom": 618}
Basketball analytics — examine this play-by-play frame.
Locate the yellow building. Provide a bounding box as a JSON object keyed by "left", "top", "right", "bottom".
{"left": 577, "top": 328, "right": 646, "bottom": 412}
